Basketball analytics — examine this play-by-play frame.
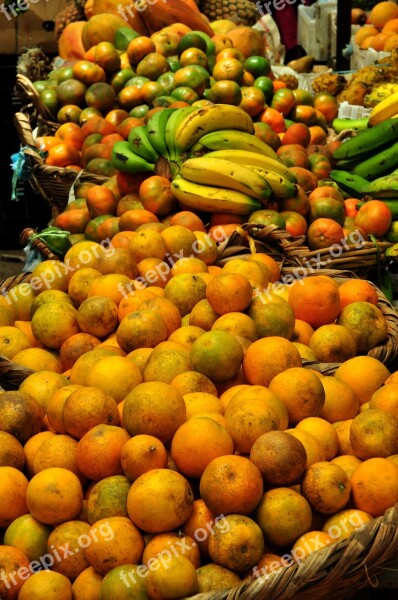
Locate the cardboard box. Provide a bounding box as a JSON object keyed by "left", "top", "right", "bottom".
{"left": 0, "top": 1, "right": 64, "bottom": 54}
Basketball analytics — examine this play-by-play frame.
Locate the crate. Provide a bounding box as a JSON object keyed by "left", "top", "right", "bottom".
{"left": 298, "top": 5, "right": 328, "bottom": 61}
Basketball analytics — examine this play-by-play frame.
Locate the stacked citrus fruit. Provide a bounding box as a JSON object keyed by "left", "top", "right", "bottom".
{"left": 354, "top": 1, "right": 398, "bottom": 52}
{"left": 1, "top": 226, "right": 398, "bottom": 598}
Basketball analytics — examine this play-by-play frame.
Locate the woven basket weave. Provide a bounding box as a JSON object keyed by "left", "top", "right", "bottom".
{"left": 217, "top": 223, "right": 394, "bottom": 279}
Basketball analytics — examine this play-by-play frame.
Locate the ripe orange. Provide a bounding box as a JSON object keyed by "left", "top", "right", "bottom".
{"left": 199, "top": 455, "right": 263, "bottom": 516}
{"left": 26, "top": 467, "right": 83, "bottom": 525}
{"left": 338, "top": 279, "right": 378, "bottom": 308}
{"left": 334, "top": 356, "right": 390, "bottom": 405}
{"left": 190, "top": 330, "right": 244, "bottom": 384}
{"left": 322, "top": 508, "right": 372, "bottom": 542}
{"left": 0, "top": 466, "right": 28, "bottom": 528}
{"left": 309, "top": 324, "right": 357, "bottom": 363}
{"left": 370, "top": 1, "right": 398, "bottom": 29}
{"left": 243, "top": 336, "right": 302, "bottom": 387}
{"left": 32, "top": 434, "right": 82, "bottom": 481}
{"left": 301, "top": 461, "right": 351, "bottom": 514}
{"left": 72, "top": 567, "right": 103, "bottom": 599}
{"left": 288, "top": 275, "right": 341, "bottom": 328}
{"left": 0, "top": 431, "right": 25, "bottom": 470}
{"left": 75, "top": 424, "right": 130, "bottom": 481}
{"left": 121, "top": 434, "right": 167, "bottom": 481}
{"left": 319, "top": 376, "right": 360, "bottom": 423}
{"left": 331, "top": 455, "right": 363, "bottom": 479}
{"left": 351, "top": 457, "right": 398, "bottom": 516}
{"left": 337, "top": 301, "right": 387, "bottom": 354}
{"left": 0, "top": 391, "right": 44, "bottom": 444}
{"left": 350, "top": 409, "right": 398, "bottom": 459}
{"left": 369, "top": 383, "right": 398, "bottom": 418}
{"left": 268, "top": 367, "right": 325, "bottom": 425}
{"left": 77, "top": 295, "right": 119, "bottom": 338}
{"left": 47, "top": 520, "right": 91, "bottom": 579}
{"left": 86, "top": 475, "right": 131, "bottom": 525}
{"left": 208, "top": 514, "right": 264, "bottom": 572}
{"left": 292, "top": 531, "right": 333, "bottom": 560}
{"left": 142, "top": 532, "right": 200, "bottom": 569}
{"left": 296, "top": 416, "right": 339, "bottom": 460}
{"left": 146, "top": 555, "right": 199, "bottom": 600}
{"left": 18, "top": 570, "right": 72, "bottom": 600}
{"left": 62, "top": 386, "right": 120, "bottom": 439}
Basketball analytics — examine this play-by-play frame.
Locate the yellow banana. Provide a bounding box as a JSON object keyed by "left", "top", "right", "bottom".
{"left": 174, "top": 105, "right": 254, "bottom": 155}
{"left": 247, "top": 165, "right": 297, "bottom": 198}
{"left": 369, "top": 92, "right": 398, "bottom": 127}
{"left": 171, "top": 176, "right": 261, "bottom": 214}
{"left": 180, "top": 157, "right": 272, "bottom": 202}
{"left": 192, "top": 129, "right": 278, "bottom": 160}
{"left": 205, "top": 149, "right": 297, "bottom": 183}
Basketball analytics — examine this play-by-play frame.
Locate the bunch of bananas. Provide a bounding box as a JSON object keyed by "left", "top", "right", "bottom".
{"left": 111, "top": 103, "right": 298, "bottom": 215}
{"left": 368, "top": 91, "right": 398, "bottom": 126}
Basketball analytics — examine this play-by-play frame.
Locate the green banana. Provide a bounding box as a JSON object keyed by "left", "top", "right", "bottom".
{"left": 165, "top": 105, "right": 199, "bottom": 161}
{"left": 128, "top": 125, "right": 159, "bottom": 163}
{"left": 205, "top": 149, "right": 297, "bottom": 183}
{"left": 180, "top": 157, "right": 272, "bottom": 202}
{"left": 333, "top": 118, "right": 398, "bottom": 161}
{"left": 171, "top": 176, "right": 261, "bottom": 214}
{"left": 146, "top": 108, "right": 176, "bottom": 156}
{"left": 111, "top": 141, "right": 155, "bottom": 174}
{"left": 248, "top": 166, "right": 297, "bottom": 199}
{"left": 329, "top": 170, "right": 369, "bottom": 196}
{"left": 174, "top": 105, "right": 254, "bottom": 154}
{"left": 352, "top": 139, "right": 398, "bottom": 180}
{"left": 366, "top": 175, "right": 398, "bottom": 198}
{"left": 192, "top": 129, "right": 278, "bottom": 160}
{"left": 331, "top": 118, "right": 369, "bottom": 135}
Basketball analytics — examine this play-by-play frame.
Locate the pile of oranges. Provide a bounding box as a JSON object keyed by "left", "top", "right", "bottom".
{"left": 354, "top": 1, "right": 398, "bottom": 52}
{"left": 1, "top": 223, "right": 398, "bottom": 598}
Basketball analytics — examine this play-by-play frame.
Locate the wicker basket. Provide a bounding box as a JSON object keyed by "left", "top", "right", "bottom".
{"left": 13, "top": 105, "right": 110, "bottom": 218}
{"left": 217, "top": 223, "right": 395, "bottom": 279}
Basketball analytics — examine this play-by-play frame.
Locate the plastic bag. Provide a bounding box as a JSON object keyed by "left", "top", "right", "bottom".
{"left": 254, "top": 15, "right": 285, "bottom": 65}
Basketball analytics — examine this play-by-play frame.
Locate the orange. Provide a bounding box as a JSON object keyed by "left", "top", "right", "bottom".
{"left": 5, "top": 281, "right": 36, "bottom": 321}
{"left": 250, "top": 253, "right": 280, "bottom": 283}
{"left": 86, "top": 475, "right": 131, "bottom": 525}
{"left": 338, "top": 279, "right": 378, "bottom": 309}
{"left": 121, "top": 434, "right": 167, "bottom": 480}
{"left": 86, "top": 355, "right": 143, "bottom": 403}
{"left": 13, "top": 320, "right": 40, "bottom": 348}
{"left": 247, "top": 297, "right": 295, "bottom": 340}
{"left": 170, "top": 370, "right": 218, "bottom": 396}
{"left": 222, "top": 257, "right": 270, "bottom": 289}
{"left": 211, "top": 312, "right": 258, "bottom": 342}
{"left": 86, "top": 274, "right": 131, "bottom": 305}
{"left": 163, "top": 273, "right": 207, "bottom": 316}
{"left": 30, "top": 259, "right": 69, "bottom": 293}
{"left": 309, "top": 324, "right": 357, "bottom": 363}
{"left": 293, "top": 342, "right": 317, "bottom": 361}
{"left": 291, "top": 531, "right": 333, "bottom": 560}
{"left": 242, "top": 336, "right": 302, "bottom": 387}
{"left": 334, "top": 356, "right": 390, "bottom": 405}
{"left": 146, "top": 555, "right": 199, "bottom": 600}
{"left": 190, "top": 330, "right": 243, "bottom": 384}
{"left": 292, "top": 319, "right": 315, "bottom": 345}
{"left": 286, "top": 428, "right": 325, "bottom": 467}
{"left": 370, "top": 1, "right": 398, "bottom": 28}
{"left": 97, "top": 564, "right": 148, "bottom": 599}
{"left": 67, "top": 267, "right": 102, "bottom": 306}
{"left": 331, "top": 454, "right": 362, "bottom": 479}
{"left": 62, "top": 386, "right": 119, "bottom": 439}
{"left": 75, "top": 424, "right": 130, "bottom": 481}
{"left": 47, "top": 520, "right": 91, "bottom": 579}
{"left": 250, "top": 430, "right": 307, "bottom": 486}
{"left": 337, "top": 301, "right": 387, "bottom": 354}
{"left": 126, "top": 347, "right": 153, "bottom": 375}
{"left": 322, "top": 509, "right": 372, "bottom": 542}
{"left": 296, "top": 416, "right": 339, "bottom": 460}
{"left": 139, "top": 297, "right": 182, "bottom": 338}
{"left": 127, "top": 468, "right": 194, "bottom": 533}
{"left": 142, "top": 532, "right": 200, "bottom": 568}
{"left": 288, "top": 275, "right": 341, "bottom": 328}
{"left": 183, "top": 392, "right": 223, "bottom": 419}
{"left": 182, "top": 498, "right": 216, "bottom": 558}
{"left": 351, "top": 457, "right": 398, "bottom": 516}
{"left": 189, "top": 299, "right": 220, "bottom": 331}
{"left": 255, "top": 487, "right": 312, "bottom": 547}
{"left": 319, "top": 376, "right": 360, "bottom": 423}
{"left": 18, "top": 571, "right": 72, "bottom": 600}
{"left": 77, "top": 295, "right": 118, "bottom": 338}
{"left": 117, "top": 287, "right": 162, "bottom": 321}
{"left": 0, "top": 325, "right": 31, "bottom": 359}
{"left": 116, "top": 309, "right": 167, "bottom": 352}
{"left": 72, "top": 567, "right": 103, "bottom": 599}
{"left": 369, "top": 383, "right": 398, "bottom": 418}
{"left": 0, "top": 295, "right": 16, "bottom": 326}
{"left": 3, "top": 513, "right": 51, "bottom": 562}
{"left": 208, "top": 514, "right": 264, "bottom": 572}
{"left": 26, "top": 467, "right": 83, "bottom": 525}
{"left": 354, "top": 25, "right": 379, "bottom": 46}
{"left": 18, "top": 370, "right": 69, "bottom": 412}
{"left": 0, "top": 545, "right": 31, "bottom": 599}
{"left": 301, "top": 461, "right": 351, "bottom": 514}
{"left": 168, "top": 325, "right": 206, "bottom": 348}
{"left": 0, "top": 391, "right": 44, "bottom": 444}
{"left": 32, "top": 434, "right": 82, "bottom": 480}
{"left": 23, "top": 431, "right": 56, "bottom": 478}
{"left": 0, "top": 431, "right": 25, "bottom": 470}
{"left": 68, "top": 347, "right": 122, "bottom": 386}
{"left": 123, "top": 381, "right": 186, "bottom": 443}
{"left": 31, "top": 301, "right": 79, "bottom": 349}
{"left": 171, "top": 416, "right": 234, "bottom": 478}
{"left": 350, "top": 409, "right": 398, "bottom": 459}
{"left": 59, "top": 333, "right": 101, "bottom": 370}
{"left": 0, "top": 466, "right": 28, "bottom": 527}
{"left": 333, "top": 419, "right": 355, "bottom": 456}
{"left": 85, "top": 516, "right": 144, "bottom": 575}
{"left": 200, "top": 454, "right": 263, "bottom": 516}
{"left": 268, "top": 367, "right": 325, "bottom": 425}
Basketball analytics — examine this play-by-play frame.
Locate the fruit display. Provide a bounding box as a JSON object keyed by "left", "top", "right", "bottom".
{"left": 5, "top": 3, "right": 398, "bottom": 598}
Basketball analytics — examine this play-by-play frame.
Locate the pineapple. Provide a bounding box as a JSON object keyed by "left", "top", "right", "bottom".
{"left": 199, "top": 0, "right": 258, "bottom": 26}
{"left": 55, "top": 0, "right": 86, "bottom": 38}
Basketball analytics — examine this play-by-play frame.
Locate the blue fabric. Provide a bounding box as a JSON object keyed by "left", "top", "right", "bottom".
{"left": 22, "top": 243, "right": 43, "bottom": 273}
{"left": 10, "top": 147, "right": 31, "bottom": 201}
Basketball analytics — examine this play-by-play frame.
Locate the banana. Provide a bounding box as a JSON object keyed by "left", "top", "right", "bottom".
{"left": 146, "top": 108, "right": 176, "bottom": 156}
{"left": 352, "top": 139, "right": 398, "bottom": 180}
{"left": 192, "top": 129, "right": 278, "bottom": 160}
{"left": 329, "top": 170, "right": 369, "bottom": 196}
{"left": 369, "top": 93, "right": 398, "bottom": 127}
{"left": 174, "top": 104, "right": 254, "bottom": 155}
{"left": 332, "top": 117, "right": 369, "bottom": 134}
{"left": 128, "top": 125, "right": 159, "bottom": 163}
{"left": 366, "top": 175, "right": 398, "bottom": 198}
{"left": 165, "top": 105, "right": 200, "bottom": 161}
{"left": 333, "top": 118, "right": 398, "bottom": 161}
{"left": 111, "top": 141, "right": 155, "bottom": 173}
{"left": 180, "top": 157, "right": 272, "bottom": 203}
{"left": 205, "top": 149, "right": 297, "bottom": 183}
{"left": 171, "top": 176, "right": 261, "bottom": 214}
{"left": 247, "top": 166, "right": 297, "bottom": 199}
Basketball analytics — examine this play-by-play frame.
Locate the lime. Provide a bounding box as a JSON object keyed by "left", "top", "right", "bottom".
{"left": 177, "top": 32, "right": 207, "bottom": 55}
{"left": 48, "top": 66, "right": 74, "bottom": 83}
{"left": 157, "top": 71, "right": 175, "bottom": 95}
{"left": 126, "top": 76, "right": 150, "bottom": 88}
{"left": 40, "top": 88, "right": 58, "bottom": 117}
{"left": 130, "top": 104, "right": 149, "bottom": 119}
{"left": 110, "top": 68, "right": 135, "bottom": 93}
{"left": 244, "top": 56, "right": 271, "bottom": 78}
{"left": 153, "top": 95, "right": 175, "bottom": 108}
{"left": 190, "top": 30, "right": 216, "bottom": 56}
{"left": 254, "top": 76, "right": 274, "bottom": 102}
{"left": 114, "top": 26, "right": 140, "bottom": 51}
{"left": 209, "top": 80, "right": 242, "bottom": 105}
{"left": 167, "top": 57, "right": 181, "bottom": 73}
{"left": 171, "top": 86, "right": 200, "bottom": 104}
